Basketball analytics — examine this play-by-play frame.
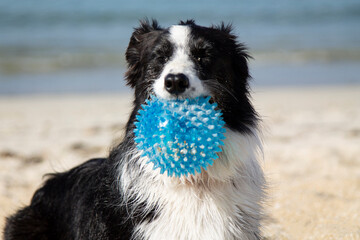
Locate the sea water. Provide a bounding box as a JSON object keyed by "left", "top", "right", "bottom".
{"left": 0, "top": 0, "right": 359, "bottom": 94}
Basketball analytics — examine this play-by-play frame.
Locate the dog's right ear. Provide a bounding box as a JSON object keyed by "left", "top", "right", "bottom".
{"left": 125, "top": 19, "right": 162, "bottom": 88}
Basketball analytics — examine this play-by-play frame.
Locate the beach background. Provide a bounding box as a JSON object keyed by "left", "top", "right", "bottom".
{"left": 1, "top": 0, "right": 360, "bottom": 239}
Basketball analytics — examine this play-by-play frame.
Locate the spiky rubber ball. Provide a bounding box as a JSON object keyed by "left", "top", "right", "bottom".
{"left": 134, "top": 95, "right": 226, "bottom": 177}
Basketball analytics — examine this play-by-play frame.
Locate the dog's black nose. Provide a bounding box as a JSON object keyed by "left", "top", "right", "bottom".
{"left": 164, "top": 73, "right": 189, "bottom": 95}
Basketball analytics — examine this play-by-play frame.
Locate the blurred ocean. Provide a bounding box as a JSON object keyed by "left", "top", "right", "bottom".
{"left": 0, "top": 0, "right": 359, "bottom": 94}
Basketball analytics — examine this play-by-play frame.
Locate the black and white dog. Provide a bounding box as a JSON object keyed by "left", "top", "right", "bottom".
{"left": 4, "top": 20, "right": 266, "bottom": 240}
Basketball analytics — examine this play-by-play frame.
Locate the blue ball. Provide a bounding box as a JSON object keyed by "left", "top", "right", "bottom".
{"left": 134, "top": 95, "right": 226, "bottom": 177}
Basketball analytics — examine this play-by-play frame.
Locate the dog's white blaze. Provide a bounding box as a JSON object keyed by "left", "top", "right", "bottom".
{"left": 120, "top": 127, "right": 265, "bottom": 240}
{"left": 153, "top": 25, "right": 208, "bottom": 99}
{"left": 169, "top": 25, "right": 189, "bottom": 48}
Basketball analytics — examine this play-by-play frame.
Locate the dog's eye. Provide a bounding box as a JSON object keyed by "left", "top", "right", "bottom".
{"left": 157, "top": 56, "right": 169, "bottom": 64}
{"left": 192, "top": 49, "right": 208, "bottom": 64}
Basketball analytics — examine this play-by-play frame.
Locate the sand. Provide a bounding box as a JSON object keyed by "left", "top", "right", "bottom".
{"left": 1, "top": 86, "right": 360, "bottom": 239}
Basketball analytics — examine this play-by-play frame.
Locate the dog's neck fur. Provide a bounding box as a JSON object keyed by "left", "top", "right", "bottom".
{"left": 118, "top": 127, "right": 265, "bottom": 240}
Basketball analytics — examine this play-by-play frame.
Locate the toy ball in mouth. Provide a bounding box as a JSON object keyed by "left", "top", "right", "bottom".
{"left": 134, "top": 95, "right": 226, "bottom": 177}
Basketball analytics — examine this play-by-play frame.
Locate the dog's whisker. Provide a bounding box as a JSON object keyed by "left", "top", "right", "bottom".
{"left": 203, "top": 79, "right": 239, "bottom": 102}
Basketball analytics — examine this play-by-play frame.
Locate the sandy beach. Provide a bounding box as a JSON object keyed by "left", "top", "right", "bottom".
{"left": 1, "top": 86, "right": 359, "bottom": 239}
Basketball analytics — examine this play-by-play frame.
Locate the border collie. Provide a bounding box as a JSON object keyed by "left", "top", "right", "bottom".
{"left": 4, "top": 20, "right": 266, "bottom": 240}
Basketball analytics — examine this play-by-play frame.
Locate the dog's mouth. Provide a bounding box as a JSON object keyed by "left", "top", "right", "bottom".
{"left": 150, "top": 91, "right": 211, "bottom": 101}
{"left": 151, "top": 85, "right": 211, "bottom": 101}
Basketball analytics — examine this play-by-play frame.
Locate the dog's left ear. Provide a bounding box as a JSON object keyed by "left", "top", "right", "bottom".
{"left": 232, "top": 41, "right": 251, "bottom": 92}
{"left": 125, "top": 19, "right": 162, "bottom": 88}
{"left": 215, "top": 23, "right": 251, "bottom": 91}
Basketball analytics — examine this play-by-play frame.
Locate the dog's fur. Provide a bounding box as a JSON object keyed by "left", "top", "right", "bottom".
{"left": 4, "top": 20, "right": 266, "bottom": 240}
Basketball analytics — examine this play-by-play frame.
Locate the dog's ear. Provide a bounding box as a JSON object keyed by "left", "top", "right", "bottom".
{"left": 214, "top": 22, "right": 233, "bottom": 35}
{"left": 125, "top": 19, "right": 162, "bottom": 88}
{"left": 214, "top": 22, "right": 251, "bottom": 91}
{"left": 212, "top": 23, "right": 256, "bottom": 132}
{"left": 232, "top": 41, "right": 251, "bottom": 91}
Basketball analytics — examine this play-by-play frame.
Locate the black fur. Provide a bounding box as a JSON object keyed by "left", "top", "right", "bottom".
{"left": 5, "top": 158, "right": 131, "bottom": 239}
{"left": 4, "top": 20, "right": 257, "bottom": 240}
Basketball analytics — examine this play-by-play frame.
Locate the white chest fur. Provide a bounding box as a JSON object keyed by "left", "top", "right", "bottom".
{"left": 121, "top": 128, "right": 265, "bottom": 240}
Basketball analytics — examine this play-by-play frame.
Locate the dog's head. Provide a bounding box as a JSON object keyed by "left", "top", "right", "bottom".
{"left": 125, "top": 19, "right": 258, "bottom": 132}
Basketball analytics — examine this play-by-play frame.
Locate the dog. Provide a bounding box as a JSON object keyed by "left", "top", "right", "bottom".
{"left": 4, "top": 19, "right": 266, "bottom": 240}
